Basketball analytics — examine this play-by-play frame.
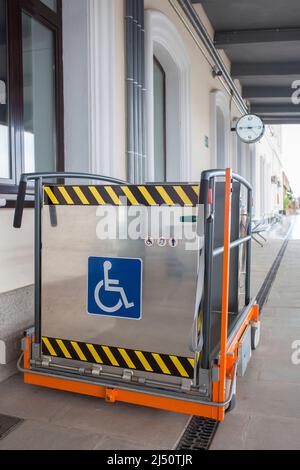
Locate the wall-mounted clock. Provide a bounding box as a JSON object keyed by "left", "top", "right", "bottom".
{"left": 236, "top": 114, "right": 265, "bottom": 144}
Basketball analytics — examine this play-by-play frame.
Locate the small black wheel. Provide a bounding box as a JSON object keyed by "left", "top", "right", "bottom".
{"left": 226, "top": 394, "right": 236, "bottom": 413}
{"left": 251, "top": 321, "right": 261, "bottom": 350}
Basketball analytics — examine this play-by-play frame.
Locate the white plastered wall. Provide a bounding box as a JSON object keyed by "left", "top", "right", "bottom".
{"left": 0, "top": 210, "right": 34, "bottom": 294}
{"left": 62, "top": 0, "right": 126, "bottom": 179}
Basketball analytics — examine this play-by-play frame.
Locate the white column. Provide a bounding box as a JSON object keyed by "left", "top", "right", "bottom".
{"left": 87, "top": 0, "right": 117, "bottom": 177}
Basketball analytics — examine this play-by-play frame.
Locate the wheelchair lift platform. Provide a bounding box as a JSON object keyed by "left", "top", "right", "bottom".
{"left": 13, "top": 168, "right": 260, "bottom": 422}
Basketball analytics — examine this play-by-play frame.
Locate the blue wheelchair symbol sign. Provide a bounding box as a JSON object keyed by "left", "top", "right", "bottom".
{"left": 87, "top": 257, "right": 143, "bottom": 320}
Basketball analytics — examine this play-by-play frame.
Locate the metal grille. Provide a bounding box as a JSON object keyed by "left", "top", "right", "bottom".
{"left": 0, "top": 414, "right": 23, "bottom": 440}
{"left": 176, "top": 417, "right": 219, "bottom": 450}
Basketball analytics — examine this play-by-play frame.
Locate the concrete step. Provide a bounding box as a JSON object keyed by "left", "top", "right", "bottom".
{"left": 0, "top": 330, "right": 27, "bottom": 365}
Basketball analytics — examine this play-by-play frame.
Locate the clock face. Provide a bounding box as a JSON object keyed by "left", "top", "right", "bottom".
{"left": 236, "top": 114, "right": 265, "bottom": 144}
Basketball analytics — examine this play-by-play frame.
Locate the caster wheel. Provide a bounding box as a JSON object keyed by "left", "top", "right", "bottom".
{"left": 226, "top": 394, "right": 236, "bottom": 413}
{"left": 251, "top": 321, "right": 261, "bottom": 350}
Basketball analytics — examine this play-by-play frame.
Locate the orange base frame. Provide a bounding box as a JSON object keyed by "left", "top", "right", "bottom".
{"left": 23, "top": 304, "right": 258, "bottom": 423}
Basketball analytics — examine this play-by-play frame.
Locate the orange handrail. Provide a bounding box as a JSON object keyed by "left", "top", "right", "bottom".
{"left": 218, "top": 168, "right": 232, "bottom": 403}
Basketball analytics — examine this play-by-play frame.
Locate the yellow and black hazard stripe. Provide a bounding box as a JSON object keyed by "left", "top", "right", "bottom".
{"left": 44, "top": 184, "right": 199, "bottom": 207}
{"left": 42, "top": 336, "right": 195, "bottom": 379}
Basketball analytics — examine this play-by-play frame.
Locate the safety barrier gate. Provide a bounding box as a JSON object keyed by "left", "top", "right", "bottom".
{"left": 14, "top": 169, "right": 260, "bottom": 421}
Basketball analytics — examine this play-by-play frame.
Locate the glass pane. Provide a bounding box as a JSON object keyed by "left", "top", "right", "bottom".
{"left": 40, "top": 0, "right": 57, "bottom": 12}
{"left": 153, "top": 57, "right": 166, "bottom": 182}
{"left": 22, "top": 12, "right": 56, "bottom": 173}
{"left": 0, "top": 0, "right": 11, "bottom": 179}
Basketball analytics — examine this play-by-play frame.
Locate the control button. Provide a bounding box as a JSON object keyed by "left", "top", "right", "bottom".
{"left": 158, "top": 238, "right": 167, "bottom": 247}
{"left": 145, "top": 238, "right": 154, "bottom": 247}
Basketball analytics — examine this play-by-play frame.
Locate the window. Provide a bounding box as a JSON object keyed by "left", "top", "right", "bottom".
{"left": 22, "top": 13, "right": 56, "bottom": 173}
{"left": 145, "top": 10, "right": 191, "bottom": 183}
{"left": 40, "top": 0, "right": 57, "bottom": 12}
{"left": 0, "top": 0, "right": 10, "bottom": 181}
{"left": 0, "top": 0, "right": 63, "bottom": 195}
{"left": 153, "top": 57, "right": 166, "bottom": 182}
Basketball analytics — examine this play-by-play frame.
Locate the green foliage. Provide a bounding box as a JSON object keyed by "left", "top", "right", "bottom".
{"left": 284, "top": 192, "right": 292, "bottom": 211}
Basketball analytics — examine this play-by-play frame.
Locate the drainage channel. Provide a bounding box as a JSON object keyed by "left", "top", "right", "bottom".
{"left": 0, "top": 414, "right": 23, "bottom": 440}
{"left": 256, "top": 229, "right": 292, "bottom": 310}
{"left": 176, "top": 417, "right": 219, "bottom": 450}
{"left": 177, "top": 222, "right": 293, "bottom": 451}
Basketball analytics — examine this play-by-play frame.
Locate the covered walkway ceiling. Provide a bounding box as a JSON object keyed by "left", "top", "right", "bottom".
{"left": 192, "top": 0, "right": 300, "bottom": 124}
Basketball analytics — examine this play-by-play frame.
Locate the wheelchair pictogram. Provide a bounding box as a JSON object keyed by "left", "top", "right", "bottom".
{"left": 87, "top": 257, "right": 142, "bottom": 319}
{"left": 94, "top": 261, "right": 135, "bottom": 313}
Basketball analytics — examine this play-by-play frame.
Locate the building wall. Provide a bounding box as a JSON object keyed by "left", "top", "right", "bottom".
{"left": 0, "top": 208, "right": 34, "bottom": 377}
{"left": 62, "top": 0, "right": 126, "bottom": 179}
{"left": 61, "top": 0, "right": 247, "bottom": 183}
{"left": 0, "top": 210, "right": 34, "bottom": 294}
{"left": 61, "top": 0, "right": 282, "bottom": 208}
{"left": 255, "top": 125, "right": 283, "bottom": 219}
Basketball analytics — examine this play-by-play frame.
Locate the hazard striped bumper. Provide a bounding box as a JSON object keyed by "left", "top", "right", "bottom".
{"left": 44, "top": 184, "right": 199, "bottom": 207}
{"left": 42, "top": 337, "right": 195, "bottom": 379}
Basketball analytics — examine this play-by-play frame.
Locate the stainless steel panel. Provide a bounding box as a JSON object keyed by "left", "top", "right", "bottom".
{"left": 41, "top": 205, "right": 200, "bottom": 361}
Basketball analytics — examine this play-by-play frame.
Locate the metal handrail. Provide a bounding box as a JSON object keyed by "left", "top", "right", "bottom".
{"left": 13, "top": 172, "right": 129, "bottom": 346}
{"left": 18, "top": 171, "right": 128, "bottom": 183}
{"left": 213, "top": 236, "right": 252, "bottom": 258}
{"left": 13, "top": 172, "right": 128, "bottom": 229}
{"left": 200, "top": 169, "right": 253, "bottom": 370}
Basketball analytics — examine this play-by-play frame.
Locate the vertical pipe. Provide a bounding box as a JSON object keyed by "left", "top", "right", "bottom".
{"left": 137, "top": 0, "right": 142, "bottom": 183}
{"left": 201, "top": 177, "right": 216, "bottom": 370}
{"left": 126, "top": 0, "right": 145, "bottom": 184}
{"left": 34, "top": 178, "right": 42, "bottom": 346}
{"left": 245, "top": 187, "right": 253, "bottom": 305}
{"left": 126, "top": 0, "right": 135, "bottom": 182}
{"left": 140, "top": 0, "right": 146, "bottom": 183}
{"left": 219, "top": 168, "right": 232, "bottom": 404}
{"left": 133, "top": 0, "right": 139, "bottom": 183}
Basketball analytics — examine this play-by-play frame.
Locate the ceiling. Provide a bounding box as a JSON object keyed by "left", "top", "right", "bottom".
{"left": 192, "top": 0, "right": 300, "bottom": 124}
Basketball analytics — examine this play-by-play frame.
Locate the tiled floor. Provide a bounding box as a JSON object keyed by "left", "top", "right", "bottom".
{"left": 0, "top": 374, "right": 189, "bottom": 450}
{"left": 0, "top": 215, "right": 298, "bottom": 450}
{"left": 211, "top": 216, "right": 300, "bottom": 450}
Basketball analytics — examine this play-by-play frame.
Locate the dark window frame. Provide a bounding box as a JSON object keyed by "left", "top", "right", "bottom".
{"left": 0, "top": 0, "right": 64, "bottom": 196}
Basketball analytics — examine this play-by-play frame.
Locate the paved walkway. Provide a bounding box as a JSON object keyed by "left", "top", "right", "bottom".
{"left": 0, "top": 216, "right": 296, "bottom": 450}
{"left": 212, "top": 215, "right": 300, "bottom": 450}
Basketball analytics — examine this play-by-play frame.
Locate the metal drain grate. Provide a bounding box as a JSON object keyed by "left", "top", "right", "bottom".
{"left": 0, "top": 414, "right": 23, "bottom": 440}
{"left": 176, "top": 417, "right": 219, "bottom": 450}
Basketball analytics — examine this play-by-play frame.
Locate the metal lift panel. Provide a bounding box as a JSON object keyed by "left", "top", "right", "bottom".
{"left": 40, "top": 184, "right": 202, "bottom": 383}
